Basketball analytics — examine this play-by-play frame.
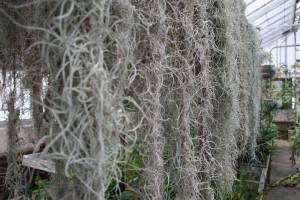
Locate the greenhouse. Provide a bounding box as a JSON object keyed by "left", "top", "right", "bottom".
{"left": 0, "top": 0, "right": 299, "bottom": 199}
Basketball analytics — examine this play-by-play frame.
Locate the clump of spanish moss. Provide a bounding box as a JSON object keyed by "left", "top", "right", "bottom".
{"left": 0, "top": 0, "right": 261, "bottom": 199}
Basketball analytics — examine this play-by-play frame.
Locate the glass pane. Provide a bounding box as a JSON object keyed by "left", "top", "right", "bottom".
{"left": 261, "top": 25, "right": 289, "bottom": 43}
{"left": 262, "top": 33, "right": 286, "bottom": 46}
{"left": 245, "top": 0, "right": 273, "bottom": 16}
{"left": 260, "top": 21, "right": 285, "bottom": 36}
{"left": 254, "top": 6, "right": 293, "bottom": 28}
{"left": 244, "top": 0, "right": 296, "bottom": 48}
{"left": 259, "top": 13, "right": 293, "bottom": 35}
{"left": 248, "top": 0, "right": 288, "bottom": 22}
{"left": 244, "top": 0, "right": 255, "bottom": 5}
{"left": 262, "top": 36, "right": 282, "bottom": 47}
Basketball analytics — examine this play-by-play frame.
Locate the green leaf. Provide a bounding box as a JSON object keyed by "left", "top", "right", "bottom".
{"left": 111, "top": 191, "right": 137, "bottom": 200}
{"left": 27, "top": 189, "right": 33, "bottom": 198}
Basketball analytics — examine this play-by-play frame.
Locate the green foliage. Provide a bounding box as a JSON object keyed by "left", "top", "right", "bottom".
{"left": 260, "top": 49, "right": 273, "bottom": 64}
{"left": 261, "top": 101, "right": 278, "bottom": 125}
{"left": 257, "top": 123, "right": 277, "bottom": 154}
{"left": 292, "top": 62, "right": 300, "bottom": 69}
{"left": 19, "top": 178, "right": 52, "bottom": 200}
{"left": 123, "top": 141, "right": 143, "bottom": 183}
{"left": 107, "top": 141, "right": 143, "bottom": 199}
{"left": 110, "top": 191, "right": 138, "bottom": 200}
{"left": 223, "top": 172, "right": 257, "bottom": 200}
{"left": 290, "top": 131, "right": 300, "bottom": 164}
{"left": 258, "top": 172, "right": 300, "bottom": 195}
{"left": 256, "top": 101, "right": 278, "bottom": 155}
{"left": 281, "top": 80, "right": 293, "bottom": 107}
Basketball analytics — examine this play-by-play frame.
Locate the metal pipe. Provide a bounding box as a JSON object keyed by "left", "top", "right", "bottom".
{"left": 285, "top": 35, "right": 288, "bottom": 67}
{"left": 276, "top": 40, "right": 278, "bottom": 67}
{"left": 295, "top": 32, "right": 297, "bottom": 63}
{"left": 295, "top": 31, "right": 297, "bottom": 111}
{"left": 269, "top": 44, "right": 300, "bottom": 54}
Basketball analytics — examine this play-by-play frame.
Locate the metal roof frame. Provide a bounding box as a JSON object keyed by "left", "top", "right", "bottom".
{"left": 245, "top": 0, "right": 298, "bottom": 47}
{"left": 255, "top": 6, "right": 294, "bottom": 28}
{"left": 260, "top": 16, "right": 293, "bottom": 36}
{"left": 254, "top": 5, "right": 287, "bottom": 27}
{"left": 262, "top": 29, "right": 290, "bottom": 45}
{"left": 247, "top": 0, "right": 286, "bottom": 22}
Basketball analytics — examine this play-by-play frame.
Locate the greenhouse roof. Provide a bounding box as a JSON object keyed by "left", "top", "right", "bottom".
{"left": 245, "top": 0, "right": 300, "bottom": 47}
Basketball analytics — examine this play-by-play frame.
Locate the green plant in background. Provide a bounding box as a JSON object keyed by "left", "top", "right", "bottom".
{"left": 276, "top": 64, "right": 294, "bottom": 108}
{"left": 257, "top": 101, "right": 278, "bottom": 155}
{"left": 19, "top": 177, "right": 52, "bottom": 200}
{"left": 106, "top": 141, "right": 143, "bottom": 200}
{"left": 290, "top": 131, "right": 300, "bottom": 164}
{"left": 258, "top": 171, "right": 300, "bottom": 195}
{"left": 223, "top": 172, "right": 257, "bottom": 200}
{"left": 291, "top": 62, "right": 300, "bottom": 69}
{"left": 281, "top": 80, "right": 293, "bottom": 108}
{"left": 260, "top": 49, "right": 273, "bottom": 64}
{"left": 257, "top": 124, "right": 277, "bottom": 155}
{"left": 261, "top": 101, "right": 278, "bottom": 127}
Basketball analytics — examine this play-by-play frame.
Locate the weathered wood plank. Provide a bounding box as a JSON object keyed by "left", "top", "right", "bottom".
{"left": 22, "top": 153, "right": 55, "bottom": 173}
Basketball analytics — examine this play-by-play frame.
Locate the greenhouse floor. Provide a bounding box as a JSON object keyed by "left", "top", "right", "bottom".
{"left": 263, "top": 140, "right": 300, "bottom": 200}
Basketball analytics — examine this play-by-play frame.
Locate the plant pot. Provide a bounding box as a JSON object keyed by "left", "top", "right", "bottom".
{"left": 238, "top": 154, "right": 271, "bottom": 197}
{"left": 281, "top": 103, "right": 290, "bottom": 110}
{"left": 261, "top": 65, "right": 275, "bottom": 79}
{"left": 263, "top": 99, "right": 276, "bottom": 106}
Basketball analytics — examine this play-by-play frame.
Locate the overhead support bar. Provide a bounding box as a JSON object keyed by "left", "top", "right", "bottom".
{"left": 246, "top": 0, "right": 257, "bottom": 7}
{"left": 261, "top": 29, "right": 294, "bottom": 46}
{"left": 260, "top": 22, "right": 290, "bottom": 40}
{"left": 262, "top": 35, "right": 287, "bottom": 47}
{"left": 248, "top": 0, "right": 286, "bottom": 22}
{"left": 255, "top": 6, "right": 286, "bottom": 27}
{"left": 259, "top": 14, "right": 293, "bottom": 36}
{"left": 255, "top": 7, "right": 293, "bottom": 29}
{"left": 260, "top": 22, "right": 297, "bottom": 41}
{"left": 267, "top": 37, "right": 300, "bottom": 56}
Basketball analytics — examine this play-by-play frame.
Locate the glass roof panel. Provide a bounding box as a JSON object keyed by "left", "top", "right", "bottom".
{"left": 247, "top": 0, "right": 287, "bottom": 22}
{"left": 253, "top": 5, "right": 293, "bottom": 28}
{"left": 260, "top": 19, "right": 286, "bottom": 36}
{"left": 244, "top": 0, "right": 297, "bottom": 47}
{"left": 254, "top": 12, "right": 284, "bottom": 30}
{"left": 261, "top": 21, "right": 289, "bottom": 38}
{"left": 245, "top": 0, "right": 274, "bottom": 16}
{"left": 245, "top": 0, "right": 256, "bottom": 6}
{"left": 262, "top": 34, "right": 284, "bottom": 46}
{"left": 262, "top": 28, "right": 289, "bottom": 41}
{"left": 261, "top": 25, "right": 295, "bottom": 45}
{"left": 259, "top": 14, "right": 294, "bottom": 36}
{"left": 295, "top": 2, "right": 300, "bottom": 22}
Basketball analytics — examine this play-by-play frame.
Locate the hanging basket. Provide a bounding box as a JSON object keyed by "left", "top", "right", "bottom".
{"left": 261, "top": 65, "right": 275, "bottom": 79}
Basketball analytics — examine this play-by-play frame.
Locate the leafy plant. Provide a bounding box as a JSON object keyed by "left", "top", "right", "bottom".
{"left": 290, "top": 131, "right": 300, "bottom": 164}
{"left": 292, "top": 62, "right": 300, "bottom": 69}
{"left": 261, "top": 101, "right": 278, "bottom": 127}
{"left": 223, "top": 172, "right": 257, "bottom": 200}
{"left": 110, "top": 191, "right": 138, "bottom": 200}
{"left": 281, "top": 80, "right": 293, "bottom": 107}
{"left": 258, "top": 171, "right": 300, "bottom": 195}
{"left": 256, "top": 101, "right": 278, "bottom": 155}
{"left": 257, "top": 123, "right": 277, "bottom": 155}
{"left": 106, "top": 141, "right": 143, "bottom": 199}
{"left": 19, "top": 177, "right": 52, "bottom": 200}
{"left": 261, "top": 49, "right": 273, "bottom": 64}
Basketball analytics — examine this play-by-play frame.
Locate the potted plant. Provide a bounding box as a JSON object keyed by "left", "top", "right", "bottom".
{"left": 261, "top": 49, "right": 275, "bottom": 79}
{"left": 261, "top": 64, "right": 276, "bottom": 79}
{"left": 237, "top": 100, "right": 277, "bottom": 197}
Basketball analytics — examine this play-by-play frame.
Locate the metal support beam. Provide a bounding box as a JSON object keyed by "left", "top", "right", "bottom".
{"left": 248, "top": 0, "right": 286, "bottom": 22}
